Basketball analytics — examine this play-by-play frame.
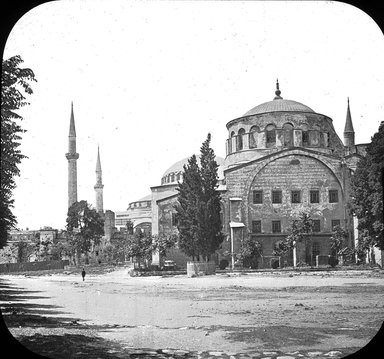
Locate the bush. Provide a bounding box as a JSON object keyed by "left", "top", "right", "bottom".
{"left": 271, "top": 258, "right": 280, "bottom": 269}
{"left": 219, "top": 259, "right": 229, "bottom": 270}
{"left": 329, "top": 256, "right": 338, "bottom": 268}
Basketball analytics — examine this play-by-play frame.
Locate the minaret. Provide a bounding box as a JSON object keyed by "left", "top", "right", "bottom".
{"left": 65, "top": 102, "right": 79, "bottom": 208}
{"left": 343, "top": 97, "right": 355, "bottom": 147}
{"left": 94, "top": 145, "right": 104, "bottom": 213}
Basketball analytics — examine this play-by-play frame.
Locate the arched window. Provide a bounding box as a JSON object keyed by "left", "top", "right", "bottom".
{"left": 265, "top": 124, "right": 276, "bottom": 148}
{"left": 171, "top": 173, "right": 175, "bottom": 182}
{"left": 283, "top": 123, "right": 294, "bottom": 147}
{"left": 237, "top": 128, "right": 245, "bottom": 151}
{"left": 249, "top": 126, "right": 259, "bottom": 148}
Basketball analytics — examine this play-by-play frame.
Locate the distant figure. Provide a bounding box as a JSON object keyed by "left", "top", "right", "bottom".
{"left": 81, "top": 268, "right": 86, "bottom": 281}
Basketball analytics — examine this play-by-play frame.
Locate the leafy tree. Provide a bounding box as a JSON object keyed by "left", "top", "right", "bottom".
{"left": 285, "top": 212, "right": 314, "bottom": 266}
{"left": 175, "top": 134, "right": 223, "bottom": 261}
{"left": 66, "top": 200, "right": 104, "bottom": 265}
{"left": 238, "top": 236, "right": 262, "bottom": 269}
{"left": 152, "top": 231, "right": 178, "bottom": 259}
{"left": 351, "top": 122, "right": 384, "bottom": 250}
{"left": 125, "top": 229, "right": 153, "bottom": 268}
{"left": 1, "top": 56, "right": 36, "bottom": 248}
{"left": 16, "top": 240, "right": 34, "bottom": 263}
{"left": 330, "top": 225, "right": 348, "bottom": 256}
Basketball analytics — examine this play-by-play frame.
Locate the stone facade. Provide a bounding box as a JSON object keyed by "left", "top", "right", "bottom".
{"left": 127, "top": 82, "right": 369, "bottom": 268}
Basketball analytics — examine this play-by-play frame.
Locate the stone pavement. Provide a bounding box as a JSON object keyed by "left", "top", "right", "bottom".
{"left": 109, "top": 348, "right": 357, "bottom": 358}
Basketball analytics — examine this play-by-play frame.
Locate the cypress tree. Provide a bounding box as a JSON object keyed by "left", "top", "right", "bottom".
{"left": 175, "top": 155, "right": 202, "bottom": 260}
{"left": 198, "top": 133, "right": 224, "bottom": 260}
{"left": 175, "top": 134, "right": 224, "bottom": 261}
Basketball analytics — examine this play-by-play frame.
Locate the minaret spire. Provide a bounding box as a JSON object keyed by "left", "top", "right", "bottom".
{"left": 343, "top": 97, "right": 355, "bottom": 147}
{"left": 94, "top": 145, "right": 104, "bottom": 213}
{"left": 65, "top": 102, "right": 79, "bottom": 208}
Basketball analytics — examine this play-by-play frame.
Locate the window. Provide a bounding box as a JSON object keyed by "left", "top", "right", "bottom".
{"left": 310, "top": 190, "right": 320, "bottom": 203}
{"left": 331, "top": 219, "right": 340, "bottom": 229}
{"left": 283, "top": 123, "right": 294, "bottom": 147}
{"left": 302, "top": 131, "right": 309, "bottom": 146}
{"left": 266, "top": 124, "right": 276, "bottom": 148}
{"left": 272, "top": 190, "right": 282, "bottom": 204}
{"left": 252, "top": 220, "right": 261, "bottom": 233}
{"left": 249, "top": 126, "right": 259, "bottom": 149}
{"left": 253, "top": 190, "right": 263, "bottom": 204}
{"left": 329, "top": 190, "right": 339, "bottom": 203}
{"left": 272, "top": 220, "right": 281, "bottom": 233}
{"left": 291, "top": 190, "right": 301, "bottom": 203}
{"left": 237, "top": 128, "right": 245, "bottom": 151}
{"left": 312, "top": 220, "right": 321, "bottom": 232}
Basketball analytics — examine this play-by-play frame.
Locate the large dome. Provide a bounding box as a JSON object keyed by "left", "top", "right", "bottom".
{"left": 242, "top": 81, "right": 314, "bottom": 117}
{"left": 243, "top": 98, "right": 314, "bottom": 117}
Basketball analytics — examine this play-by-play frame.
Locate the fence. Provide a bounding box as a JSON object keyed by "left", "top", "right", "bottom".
{"left": 0, "top": 260, "right": 69, "bottom": 273}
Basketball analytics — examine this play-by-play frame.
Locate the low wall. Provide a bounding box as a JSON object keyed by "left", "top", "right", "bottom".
{"left": 316, "top": 255, "right": 329, "bottom": 266}
{"left": 187, "top": 261, "right": 216, "bottom": 277}
{"left": 0, "top": 260, "right": 69, "bottom": 273}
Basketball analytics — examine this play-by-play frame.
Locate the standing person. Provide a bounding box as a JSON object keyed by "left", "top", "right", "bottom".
{"left": 81, "top": 268, "right": 86, "bottom": 281}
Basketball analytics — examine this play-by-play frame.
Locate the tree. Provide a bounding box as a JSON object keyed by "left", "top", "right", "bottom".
{"left": 285, "top": 212, "right": 314, "bottom": 266}
{"left": 330, "top": 225, "right": 348, "bottom": 256}
{"left": 66, "top": 200, "right": 104, "bottom": 265}
{"left": 1, "top": 56, "right": 36, "bottom": 248}
{"left": 238, "top": 236, "right": 262, "bottom": 269}
{"left": 175, "top": 134, "right": 224, "bottom": 261}
{"left": 351, "top": 122, "right": 384, "bottom": 250}
{"left": 151, "top": 231, "right": 178, "bottom": 259}
{"left": 125, "top": 228, "right": 153, "bottom": 268}
{"left": 175, "top": 154, "right": 202, "bottom": 260}
{"left": 198, "top": 133, "right": 224, "bottom": 260}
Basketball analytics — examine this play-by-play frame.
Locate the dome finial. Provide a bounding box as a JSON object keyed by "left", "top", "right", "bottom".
{"left": 274, "top": 78, "right": 282, "bottom": 99}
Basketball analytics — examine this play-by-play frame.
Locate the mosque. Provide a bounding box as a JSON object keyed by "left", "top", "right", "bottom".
{"left": 66, "top": 81, "right": 367, "bottom": 268}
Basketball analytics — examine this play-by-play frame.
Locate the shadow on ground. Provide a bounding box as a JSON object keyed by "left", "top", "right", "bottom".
{"left": 0, "top": 277, "right": 162, "bottom": 359}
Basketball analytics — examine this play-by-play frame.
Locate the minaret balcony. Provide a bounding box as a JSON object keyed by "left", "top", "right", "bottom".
{"left": 66, "top": 152, "right": 79, "bottom": 160}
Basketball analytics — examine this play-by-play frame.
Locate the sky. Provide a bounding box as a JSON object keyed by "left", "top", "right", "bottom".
{"left": 3, "top": 0, "right": 384, "bottom": 231}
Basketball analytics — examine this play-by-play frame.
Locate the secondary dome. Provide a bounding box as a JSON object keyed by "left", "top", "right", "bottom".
{"left": 161, "top": 155, "right": 224, "bottom": 185}
{"left": 243, "top": 80, "right": 314, "bottom": 117}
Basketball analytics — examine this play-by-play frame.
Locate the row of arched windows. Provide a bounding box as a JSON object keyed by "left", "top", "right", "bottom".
{"left": 161, "top": 172, "right": 183, "bottom": 185}
{"left": 228, "top": 123, "right": 329, "bottom": 153}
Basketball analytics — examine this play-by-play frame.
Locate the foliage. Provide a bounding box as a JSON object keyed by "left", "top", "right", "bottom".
{"left": 175, "top": 154, "right": 201, "bottom": 260}
{"left": 175, "top": 134, "right": 223, "bottom": 261}
{"left": 49, "top": 239, "right": 72, "bottom": 261}
{"left": 238, "top": 236, "right": 262, "bottom": 269}
{"left": 16, "top": 241, "right": 34, "bottom": 263}
{"left": 351, "top": 122, "right": 384, "bottom": 250}
{"left": 272, "top": 239, "right": 291, "bottom": 256}
{"left": 152, "top": 231, "right": 178, "bottom": 258}
{"left": 66, "top": 200, "right": 104, "bottom": 262}
{"left": 1, "top": 56, "right": 36, "bottom": 248}
{"left": 330, "top": 225, "right": 348, "bottom": 256}
{"left": 285, "top": 212, "right": 314, "bottom": 265}
{"left": 125, "top": 229, "right": 153, "bottom": 267}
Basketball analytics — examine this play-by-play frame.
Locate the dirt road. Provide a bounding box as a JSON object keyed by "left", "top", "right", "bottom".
{"left": 1, "top": 268, "right": 384, "bottom": 358}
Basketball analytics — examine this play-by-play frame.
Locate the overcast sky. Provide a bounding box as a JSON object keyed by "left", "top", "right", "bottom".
{"left": 3, "top": 0, "right": 384, "bottom": 231}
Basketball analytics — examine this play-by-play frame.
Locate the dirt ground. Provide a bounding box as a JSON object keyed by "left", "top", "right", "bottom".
{"left": 1, "top": 267, "right": 384, "bottom": 358}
